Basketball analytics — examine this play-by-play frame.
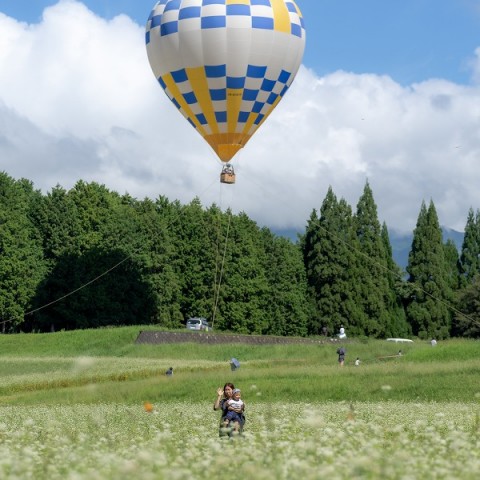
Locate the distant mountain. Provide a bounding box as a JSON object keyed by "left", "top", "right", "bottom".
{"left": 389, "top": 227, "right": 464, "bottom": 270}
{"left": 272, "top": 226, "right": 464, "bottom": 270}
{"left": 271, "top": 228, "right": 301, "bottom": 243}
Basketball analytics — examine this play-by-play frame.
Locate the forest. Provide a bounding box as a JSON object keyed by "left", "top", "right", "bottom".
{"left": 1, "top": 171, "right": 479, "bottom": 338}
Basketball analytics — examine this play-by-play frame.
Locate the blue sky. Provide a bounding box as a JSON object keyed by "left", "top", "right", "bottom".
{"left": 2, "top": 0, "right": 479, "bottom": 85}
{"left": 1, "top": 1, "right": 480, "bottom": 233}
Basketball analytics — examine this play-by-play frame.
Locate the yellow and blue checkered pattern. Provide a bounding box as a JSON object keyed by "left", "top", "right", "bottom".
{"left": 146, "top": 0, "right": 306, "bottom": 162}
{"left": 146, "top": 0, "right": 305, "bottom": 40}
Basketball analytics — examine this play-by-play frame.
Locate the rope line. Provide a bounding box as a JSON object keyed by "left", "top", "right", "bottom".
{"left": 211, "top": 185, "right": 235, "bottom": 330}
{"left": 1, "top": 254, "right": 134, "bottom": 326}
{"left": 2, "top": 157, "right": 477, "bottom": 332}
{"left": 0, "top": 176, "right": 221, "bottom": 329}
{"left": 211, "top": 181, "right": 223, "bottom": 329}
{"left": 211, "top": 211, "right": 233, "bottom": 330}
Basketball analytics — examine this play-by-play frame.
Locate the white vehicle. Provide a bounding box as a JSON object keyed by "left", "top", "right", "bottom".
{"left": 386, "top": 338, "right": 414, "bottom": 343}
{"left": 186, "top": 317, "right": 211, "bottom": 331}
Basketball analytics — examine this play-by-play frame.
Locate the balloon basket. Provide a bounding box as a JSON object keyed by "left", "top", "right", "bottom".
{"left": 220, "top": 172, "right": 236, "bottom": 184}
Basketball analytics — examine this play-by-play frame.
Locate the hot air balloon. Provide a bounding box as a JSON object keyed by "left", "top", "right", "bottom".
{"left": 146, "top": 0, "right": 306, "bottom": 183}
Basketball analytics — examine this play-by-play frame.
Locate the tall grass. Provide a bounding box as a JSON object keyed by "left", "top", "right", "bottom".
{"left": 0, "top": 327, "right": 478, "bottom": 406}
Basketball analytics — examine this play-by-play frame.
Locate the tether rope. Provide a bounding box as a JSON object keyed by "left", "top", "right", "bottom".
{"left": 0, "top": 176, "right": 220, "bottom": 329}
{"left": 211, "top": 205, "right": 233, "bottom": 331}
{"left": 210, "top": 160, "right": 237, "bottom": 330}
{"left": 2, "top": 159, "right": 477, "bottom": 332}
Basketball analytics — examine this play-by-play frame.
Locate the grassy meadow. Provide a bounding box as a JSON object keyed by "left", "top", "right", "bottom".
{"left": 0, "top": 327, "right": 479, "bottom": 479}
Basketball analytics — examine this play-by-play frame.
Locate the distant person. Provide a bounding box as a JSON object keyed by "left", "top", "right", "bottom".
{"left": 355, "top": 357, "right": 361, "bottom": 366}
{"left": 431, "top": 338, "right": 437, "bottom": 347}
{"left": 397, "top": 350, "right": 402, "bottom": 356}
{"left": 322, "top": 325, "right": 329, "bottom": 337}
{"left": 165, "top": 367, "right": 173, "bottom": 376}
{"left": 337, "top": 347, "right": 346, "bottom": 366}
{"left": 223, "top": 388, "right": 245, "bottom": 433}
{"left": 338, "top": 326, "right": 347, "bottom": 339}
{"left": 223, "top": 163, "right": 234, "bottom": 175}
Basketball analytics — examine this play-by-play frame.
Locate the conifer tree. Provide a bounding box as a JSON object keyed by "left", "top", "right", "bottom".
{"left": 443, "top": 239, "right": 461, "bottom": 292}
{"left": 215, "top": 212, "right": 270, "bottom": 334}
{"left": 301, "top": 208, "right": 322, "bottom": 333}
{"left": 302, "top": 187, "right": 358, "bottom": 335}
{"left": 32, "top": 183, "right": 163, "bottom": 331}
{"left": 134, "top": 196, "right": 183, "bottom": 328}
{"left": 406, "top": 201, "right": 452, "bottom": 338}
{"left": 459, "top": 208, "right": 480, "bottom": 285}
{"left": 171, "top": 198, "right": 218, "bottom": 322}
{"left": 352, "top": 181, "right": 390, "bottom": 336}
{"left": 380, "top": 222, "right": 410, "bottom": 337}
{"left": 261, "top": 231, "right": 309, "bottom": 336}
{"left": 454, "top": 276, "right": 480, "bottom": 337}
{"left": 0, "top": 174, "right": 46, "bottom": 331}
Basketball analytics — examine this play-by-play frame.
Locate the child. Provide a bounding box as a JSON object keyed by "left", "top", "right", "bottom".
{"left": 355, "top": 357, "right": 361, "bottom": 366}
{"left": 223, "top": 388, "right": 245, "bottom": 432}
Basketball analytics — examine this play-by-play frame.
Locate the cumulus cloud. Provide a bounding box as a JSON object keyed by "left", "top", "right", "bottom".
{"left": 1, "top": 1, "right": 480, "bottom": 234}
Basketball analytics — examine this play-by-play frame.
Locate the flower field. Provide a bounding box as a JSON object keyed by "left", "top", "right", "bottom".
{"left": 1, "top": 400, "right": 479, "bottom": 479}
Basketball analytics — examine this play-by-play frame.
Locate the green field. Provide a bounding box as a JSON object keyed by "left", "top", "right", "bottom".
{"left": 0, "top": 328, "right": 479, "bottom": 479}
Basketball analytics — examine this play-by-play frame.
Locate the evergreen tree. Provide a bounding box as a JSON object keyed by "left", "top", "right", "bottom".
{"left": 215, "top": 212, "right": 270, "bottom": 334}
{"left": 31, "top": 185, "right": 83, "bottom": 261}
{"left": 169, "top": 198, "right": 218, "bottom": 322}
{"left": 459, "top": 208, "right": 480, "bottom": 285}
{"left": 380, "top": 222, "right": 410, "bottom": 337}
{"left": 302, "top": 187, "right": 358, "bottom": 335}
{"left": 300, "top": 208, "right": 321, "bottom": 333}
{"left": 134, "top": 196, "right": 183, "bottom": 328}
{"left": 406, "top": 201, "right": 452, "bottom": 338}
{"left": 443, "top": 239, "right": 461, "bottom": 292}
{"left": 0, "top": 173, "right": 46, "bottom": 331}
{"left": 454, "top": 276, "right": 480, "bottom": 337}
{"left": 31, "top": 183, "right": 160, "bottom": 331}
{"left": 262, "top": 231, "right": 309, "bottom": 336}
{"left": 352, "top": 181, "right": 390, "bottom": 337}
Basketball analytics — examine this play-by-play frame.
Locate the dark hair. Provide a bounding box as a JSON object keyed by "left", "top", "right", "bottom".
{"left": 223, "top": 383, "right": 235, "bottom": 397}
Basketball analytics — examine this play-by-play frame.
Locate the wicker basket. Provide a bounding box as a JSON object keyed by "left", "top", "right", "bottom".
{"left": 220, "top": 172, "right": 236, "bottom": 184}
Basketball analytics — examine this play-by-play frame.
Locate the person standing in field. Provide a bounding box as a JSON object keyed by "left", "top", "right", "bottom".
{"left": 337, "top": 347, "right": 346, "bottom": 366}
{"left": 355, "top": 357, "right": 361, "bottom": 366}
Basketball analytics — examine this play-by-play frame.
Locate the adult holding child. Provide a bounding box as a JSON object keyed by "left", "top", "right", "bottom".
{"left": 223, "top": 388, "right": 244, "bottom": 433}
{"left": 213, "top": 383, "right": 245, "bottom": 436}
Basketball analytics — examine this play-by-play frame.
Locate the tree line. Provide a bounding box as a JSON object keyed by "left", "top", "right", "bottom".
{"left": 1, "top": 172, "right": 479, "bottom": 337}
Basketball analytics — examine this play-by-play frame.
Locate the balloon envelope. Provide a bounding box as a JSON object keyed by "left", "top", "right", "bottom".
{"left": 146, "top": 0, "right": 306, "bottom": 162}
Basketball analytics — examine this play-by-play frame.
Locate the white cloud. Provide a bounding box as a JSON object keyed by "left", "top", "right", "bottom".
{"left": 469, "top": 47, "right": 480, "bottom": 84}
{"left": 1, "top": 1, "right": 480, "bottom": 234}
